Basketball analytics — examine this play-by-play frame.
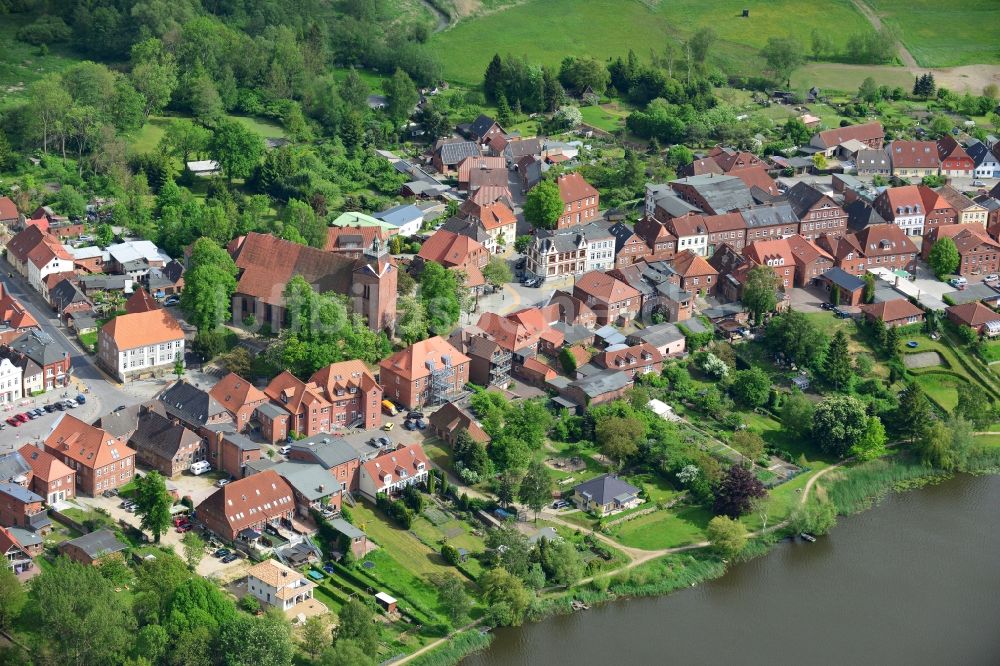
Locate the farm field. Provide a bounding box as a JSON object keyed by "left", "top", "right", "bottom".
{"left": 868, "top": 0, "right": 1000, "bottom": 67}
{"left": 432, "top": 0, "right": 872, "bottom": 85}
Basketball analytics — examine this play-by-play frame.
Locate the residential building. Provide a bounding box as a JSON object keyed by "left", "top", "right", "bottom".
{"left": 743, "top": 239, "right": 797, "bottom": 289}
{"left": 873, "top": 186, "right": 926, "bottom": 236}
{"left": 819, "top": 268, "right": 866, "bottom": 306}
{"left": 860, "top": 299, "right": 925, "bottom": 328}
{"left": 626, "top": 323, "right": 686, "bottom": 357}
{"left": 206, "top": 430, "right": 261, "bottom": 480}
{"left": 608, "top": 260, "right": 693, "bottom": 323}
{"left": 129, "top": 407, "right": 205, "bottom": 478}
{"left": 257, "top": 403, "right": 290, "bottom": 445}
{"left": 672, "top": 250, "right": 719, "bottom": 294}
{"left": 889, "top": 140, "right": 940, "bottom": 178}
{"left": 463, "top": 114, "right": 506, "bottom": 147}
{"left": 572, "top": 271, "right": 641, "bottom": 325}
{"left": 452, "top": 200, "right": 517, "bottom": 253}
{"left": 923, "top": 225, "right": 1000, "bottom": 280}
{"left": 229, "top": 232, "right": 397, "bottom": 333}
{"left": 809, "top": 121, "right": 885, "bottom": 157}
{"left": 665, "top": 214, "right": 709, "bottom": 257}
{"left": 158, "top": 380, "right": 233, "bottom": 432}
{"left": 0, "top": 284, "right": 39, "bottom": 346}
{"left": 1, "top": 330, "right": 71, "bottom": 391}
{"left": 271, "top": 460, "right": 342, "bottom": 516}
{"left": 609, "top": 221, "right": 652, "bottom": 268}
{"left": 741, "top": 202, "right": 800, "bottom": 242}
{"left": 702, "top": 212, "right": 747, "bottom": 256}
{"left": 525, "top": 221, "right": 615, "bottom": 282}
{"left": 818, "top": 224, "right": 919, "bottom": 276}
{"left": 855, "top": 149, "right": 891, "bottom": 176}
{"left": 633, "top": 216, "right": 678, "bottom": 262}
{"left": 456, "top": 155, "right": 506, "bottom": 189}
{"left": 124, "top": 288, "right": 160, "bottom": 314}
{"left": 0, "top": 358, "right": 23, "bottom": 405}
{"left": 210, "top": 372, "right": 267, "bottom": 432}
{"left": 323, "top": 225, "right": 387, "bottom": 258}
{"left": 44, "top": 415, "right": 136, "bottom": 497}
{"left": 309, "top": 360, "right": 383, "bottom": 430}
{"left": 787, "top": 234, "right": 836, "bottom": 287}
{"left": 555, "top": 173, "right": 600, "bottom": 229}
{"left": 0, "top": 525, "right": 37, "bottom": 577}
{"left": 58, "top": 529, "right": 127, "bottom": 565}
{"left": 18, "top": 444, "right": 75, "bottom": 504}
{"left": 98, "top": 309, "right": 185, "bottom": 382}
{"left": 414, "top": 229, "right": 490, "bottom": 290}
{"left": 593, "top": 342, "right": 663, "bottom": 378}
{"left": 967, "top": 141, "right": 999, "bottom": 179}
{"left": 264, "top": 371, "right": 333, "bottom": 437}
{"left": 572, "top": 474, "right": 641, "bottom": 516}
{"left": 427, "top": 402, "right": 491, "bottom": 448}
{"left": 785, "top": 182, "right": 847, "bottom": 240}
{"left": 937, "top": 185, "right": 988, "bottom": 227}
{"left": 946, "top": 302, "right": 1000, "bottom": 336}
{"left": 557, "top": 368, "right": 632, "bottom": 408}
{"left": 195, "top": 470, "right": 295, "bottom": 542}
{"left": 379, "top": 336, "right": 470, "bottom": 409}
{"left": 246, "top": 559, "right": 316, "bottom": 612}
{"left": 669, "top": 174, "right": 754, "bottom": 215}
{"left": 5, "top": 226, "right": 74, "bottom": 292}
{"left": 0, "top": 483, "right": 49, "bottom": 534}
{"left": 936, "top": 136, "right": 975, "bottom": 177}
{"left": 358, "top": 444, "right": 430, "bottom": 500}
{"left": 374, "top": 204, "right": 424, "bottom": 237}
{"left": 286, "top": 432, "right": 370, "bottom": 493}
{"left": 431, "top": 139, "right": 480, "bottom": 174}
{"left": 916, "top": 184, "right": 958, "bottom": 230}
{"left": 0, "top": 197, "right": 19, "bottom": 227}
{"left": 105, "top": 240, "right": 171, "bottom": 277}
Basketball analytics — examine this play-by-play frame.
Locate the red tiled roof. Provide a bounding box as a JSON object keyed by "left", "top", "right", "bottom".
{"left": 744, "top": 238, "right": 795, "bottom": 267}
{"left": 951, "top": 229, "right": 1000, "bottom": 255}
{"left": 475, "top": 201, "right": 517, "bottom": 230}
{"left": 916, "top": 184, "right": 953, "bottom": 213}
{"left": 324, "top": 225, "right": 386, "bottom": 253}
{"left": 557, "top": 172, "right": 599, "bottom": 204}
{"left": 672, "top": 250, "right": 719, "bottom": 278}
{"left": 457, "top": 156, "right": 506, "bottom": 185}
{"left": 209, "top": 372, "right": 267, "bottom": 416}
{"left": 667, "top": 214, "right": 708, "bottom": 238}
{"left": 476, "top": 312, "right": 535, "bottom": 352}
{"left": 786, "top": 234, "right": 833, "bottom": 264}
{"left": 196, "top": 470, "right": 294, "bottom": 536}
{"left": 574, "top": 271, "right": 641, "bottom": 303}
{"left": 813, "top": 121, "right": 884, "bottom": 149}
{"left": 853, "top": 224, "right": 918, "bottom": 257}
{"left": 890, "top": 141, "right": 940, "bottom": 169}
{"left": 379, "top": 336, "right": 470, "bottom": 382}
{"left": 264, "top": 371, "right": 331, "bottom": 416}
{"left": 860, "top": 298, "right": 924, "bottom": 323}
{"left": 947, "top": 302, "right": 999, "bottom": 327}
{"left": 417, "top": 230, "right": 487, "bottom": 268}
{"left": 595, "top": 342, "right": 662, "bottom": 370}
{"left": 309, "top": 360, "right": 379, "bottom": 399}
{"left": 18, "top": 444, "right": 74, "bottom": 482}
{"left": 125, "top": 288, "right": 161, "bottom": 314}
{"left": 730, "top": 167, "right": 778, "bottom": 195}
{"left": 0, "top": 284, "right": 38, "bottom": 330}
{"left": 101, "top": 309, "right": 183, "bottom": 349}
{"left": 0, "top": 196, "right": 18, "bottom": 221}
{"left": 880, "top": 185, "right": 923, "bottom": 214}
{"left": 362, "top": 444, "right": 430, "bottom": 485}
{"left": 702, "top": 212, "right": 747, "bottom": 234}
{"left": 44, "top": 414, "right": 136, "bottom": 471}
{"left": 521, "top": 357, "right": 557, "bottom": 379}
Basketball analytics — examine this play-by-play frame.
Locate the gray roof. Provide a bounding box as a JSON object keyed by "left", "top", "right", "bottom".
{"left": 741, "top": 202, "right": 797, "bottom": 229}
{"left": 535, "top": 221, "right": 613, "bottom": 254}
{"left": 441, "top": 216, "right": 491, "bottom": 244}
{"left": 679, "top": 318, "right": 709, "bottom": 334}
{"left": 569, "top": 369, "right": 630, "bottom": 399}
{"left": 469, "top": 114, "right": 500, "bottom": 139}
{"left": 702, "top": 302, "right": 746, "bottom": 320}
{"left": 256, "top": 402, "right": 288, "bottom": 420}
{"left": 9, "top": 527, "right": 41, "bottom": 548}
{"left": 943, "top": 283, "right": 1000, "bottom": 305}
{"left": 506, "top": 138, "right": 542, "bottom": 161}
{"left": 63, "top": 528, "right": 127, "bottom": 559}
{"left": 0, "top": 481, "right": 44, "bottom": 504}
{"left": 573, "top": 474, "right": 639, "bottom": 505}
{"left": 330, "top": 518, "right": 365, "bottom": 539}
{"left": 670, "top": 174, "right": 753, "bottom": 213}
{"left": 272, "top": 461, "right": 337, "bottom": 501}
{"left": 967, "top": 141, "right": 998, "bottom": 166}
{"left": 550, "top": 321, "right": 594, "bottom": 345}
{"left": 0, "top": 452, "right": 32, "bottom": 485}
{"left": 375, "top": 204, "right": 423, "bottom": 228}
{"left": 288, "top": 431, "right": 389, "bottom": 469}
{"left": 129, "top": 409, "right": 200, "bottom": 460}
{"left": 654, "top": 193, "right": 702, "bottom": 218}
{"left": 594, "top": 325, "right": 626, "bottom": 345}
{"left": 7, "top": 330, "right": 67, "bottom": 366}
{"left": 608, "top": 222, "right": 637, "bottom": 253}
{"left": 437, "top": 140, "right": 480, "bottom": 166}
{"left": 79, "top": 275, "right": 130, "bottom": 291}
{"left": 856, "top": 149, "right": 890, "bottom": 170}
{"left": 94, "top": 403, "right": 145, "bottom": 440}
{"left": 628, "top": 322, "right": 684, "bottom": 348}
{"left": 244, "top": 458, "right": 278, "bottom": 474}
{"left": 223, "top": 432, "right": 261, "bottom": 452}
{"left": 845, "top": 200, "right": 886, "bottom": 231}
{"left": 784, "top": 182, "right": 829, "bottom": 219}
{"left": 49, "top": 279, "right": 90, "bottom": 308}
{"left": 822, "top": 267, "right": 865, "bottom": 292}
{"left": 159, "top": 381, "right": 229, "bottom": 428}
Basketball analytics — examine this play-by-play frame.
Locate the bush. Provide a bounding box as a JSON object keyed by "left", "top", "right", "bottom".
{"left": 441, "top": 544, "right": 460, "bottom": 566}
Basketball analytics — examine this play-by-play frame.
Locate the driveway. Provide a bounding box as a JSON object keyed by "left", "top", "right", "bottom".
{"left": 785, "top": 286, "right": 828, "bottom": 313}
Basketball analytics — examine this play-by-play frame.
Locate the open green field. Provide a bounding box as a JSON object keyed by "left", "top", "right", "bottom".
{"left": 610, "top": 505, "right": 713, "bottom": 550}
{"left": 432, "top": 0, "right": 872, "bottom": 85}
{"left": 791, "top": 63, "right": 916, "bottom": 94}
{"left": 129, "top": 113, "right": 287, "bottom": 155}
{"left": 0, "top": 15, "right": 83, "bottom": 110}
{"left": 580, "top": 104, "right": 630, "bottom": 133}
{"left": 869, "top": 0, "right": 1000, "bottom": 67}
{"left": 913, "top": 371, "right": 963, "bottom": 411}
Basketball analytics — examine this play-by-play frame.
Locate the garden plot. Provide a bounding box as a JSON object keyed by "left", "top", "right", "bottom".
{"left": 904, "top": 351, "right": 943, "bottom": 369}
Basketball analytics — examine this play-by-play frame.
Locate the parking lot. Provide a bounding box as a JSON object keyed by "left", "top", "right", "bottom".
{"left": 1, "top": 392, "right": 91, "bottom": 451}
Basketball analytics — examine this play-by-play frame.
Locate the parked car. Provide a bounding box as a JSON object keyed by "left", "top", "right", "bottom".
{"left": 16, "top": 413, "right": 30, "bottom": 423}
{"left": 972, "top": 180, "right": 986, "bottom": 187}
{"left": 114, "top": 404, "right": 126, "bottom": 411}
{"left": 406, "top": 411, "right": 425, "bottom": 420}
{"left": 164, "top": 297, "right": 180, "bottom": 306}
{"left": 43, "top": 404, "right": 56, "bottom": 412}
{"left": 26, "top": 410, "right": 39, "bottom": 419}
{"left": 173, "top": 516, "right": 190, "bottom": 527}
{"left": 54, "top": 402, "right": 66, "bottom": 411}
{"left": 0, "top": 422, "right": 5, "bottom": 430}
{"left": 213, "top": 548, "right": 230, "bottom": 558}
{"left": 415, "top": 419, "right": 427, "bottom": 430}
{"left": 5, "top": 417, "right": 20, "bottom": 427}
{"left": 277, "top": 445, "right": 291, "bottom": 455}
{"left": 75, "top": 394, "right": 86, "bottom": 405}
{"left": 949, "top": 277, "right": 968, "bottom": 289}
{"left": 175, "top": 523, "right": 192, "bottom": 533}
{"left": 215, "top": 479, "right": 229, "bottom": 488}
{"left": 984, "top": 274, "right": 999, "bottom": 284}
{"left": 102, "top": 490, "right": 116, "bottom": 498}
{"left": 381, "top": 399, "right": 398, "bottom": 416}
{"left": 403, "top": 420, "right": 416, "bottom": 431}
{"left": 322, "top": 564, "right": 336, "bottom": 575}
{"left": 221, "top": 553, "right": 238, "bottom": 564}
{"left": 382, "top": 422, "right": 394, "bottom": 432}
{"left": 820, "top": 302, "right": 834, "bottom": 310}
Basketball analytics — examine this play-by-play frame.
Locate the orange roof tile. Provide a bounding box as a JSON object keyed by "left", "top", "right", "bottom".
{"left": 101, "top": 309, "right": 183, "bottom": 350}
{"left": 672, "top": 250, "right": 719, "bottom": 278}
{"left": 574, "top": 271, "right": 641, "bottom": 304}
{"left": 18, "top": 444, "right": 74, "bottom": 482}
{"left": 44, "top": 414, "right": 136, "bottom": 471}
{"left": 209, "top": 372, "right": 267, "bottom": 416}
{"left": 557, "top": 172, "right": 599, "bottom": 204}
{"left": 379, "top": 336, "right": 470, "bottom": 382}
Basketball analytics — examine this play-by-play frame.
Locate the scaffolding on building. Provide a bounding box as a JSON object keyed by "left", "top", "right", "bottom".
{"left": 426, "top": 355, "right": 456, "bottom": 405}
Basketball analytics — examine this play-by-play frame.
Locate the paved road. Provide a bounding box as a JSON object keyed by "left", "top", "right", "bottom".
{"left": 0, "top": 258, "right": 159, "bottom": 452}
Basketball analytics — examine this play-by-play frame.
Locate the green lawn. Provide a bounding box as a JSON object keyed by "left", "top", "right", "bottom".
{"left": 790, "top": 63, "right": 915, "bottom": 93}
{"left": 978, "top": 340, "right": 1000, "bottom": 364}
{"left": 128, "top": 113, "right": 287, "bottom": 155}
{"left": 0, "top": 15, "right": 83, "bottom": 110}
{"left": 869, "top": 0, "right": 1000, "bottom": 67}
{"left": 349, "top": 502, "right": 457, "bottom": 579}
{"left": 610, "top": 505, "right": 713, "bottom": 550}
{"left": 580, "top": 104, "right": 630, "bottom": 133}
{"left": 913, "top": 371, "right": 963, "bottom": 411}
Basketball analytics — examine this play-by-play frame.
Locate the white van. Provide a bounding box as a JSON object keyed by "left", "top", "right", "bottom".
{"left": 189, "top": 461, "right": 212, "bottom": 475}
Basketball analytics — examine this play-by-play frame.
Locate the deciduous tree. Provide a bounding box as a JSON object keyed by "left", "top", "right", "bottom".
{"left": 524, "top": 179, "right": 564, "bottom": 230}
{"left": 518, "top": 460, "right": 553, "bottom": 522}
{"left": 812, "top": 395, "right": 869, "bottom": 457}
{"left": 480, "top": 568, "right": 531, "bottom": 627}
{"left": 706, "top": 515, "right": 747, "bottom": 556}
{"left": 713, "top": 464, "right": 766, "bottom": 517}
{"left": 210, "top": 120, "right": 265, "bottom": 182}
{"left": 761, "top": 36, "right": 804, "bottom": 86}
{"left": 134, "top": 470, "right": 173, "bottom": 543}
{"left": 596, "top": 415, "right": 646, "bottom": 469}
{"left": 741, "top": 265, "right": 780, "bottom": 323}
{"left": 928, "top": 237, "right": 959, "bottom": 279}
{"left": 335, "top": 599, "right": 379, "bottom": 654}
{"left": 729, "top": 367, "right": 772, "bottom": 408}
{"left": 851, "top": 415, "right": 887, "bottom": 461}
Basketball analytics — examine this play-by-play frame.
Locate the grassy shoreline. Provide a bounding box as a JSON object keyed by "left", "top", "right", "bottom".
{"left": 417, "top": 450, "right": 1000, "bottom": 665}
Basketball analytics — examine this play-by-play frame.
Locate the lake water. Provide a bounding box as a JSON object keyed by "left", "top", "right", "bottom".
{"left": 465, "top": 474, "right": 1000, "bottom": 666}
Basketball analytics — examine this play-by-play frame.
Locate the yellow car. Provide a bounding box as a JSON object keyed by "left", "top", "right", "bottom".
{"left": 382, "top": 422, "right": 394, "bottom": 432}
